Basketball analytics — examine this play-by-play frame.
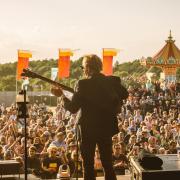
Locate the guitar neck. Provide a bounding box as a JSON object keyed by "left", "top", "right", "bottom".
{"left": 34, "top": 74, "right": 74, "bottom": 93}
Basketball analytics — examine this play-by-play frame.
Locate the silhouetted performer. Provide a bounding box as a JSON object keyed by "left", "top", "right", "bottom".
{"left": 51, "top": 54, "right": 128, "bottom": 180}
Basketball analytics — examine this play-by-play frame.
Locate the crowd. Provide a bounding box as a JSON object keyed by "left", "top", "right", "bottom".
{"left": 0, "top": 78, "right": 180, "bottom": 179}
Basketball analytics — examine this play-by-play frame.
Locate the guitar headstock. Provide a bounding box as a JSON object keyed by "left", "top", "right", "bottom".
{"left": 21, "top": 69, "right": 37, "bottom": 78}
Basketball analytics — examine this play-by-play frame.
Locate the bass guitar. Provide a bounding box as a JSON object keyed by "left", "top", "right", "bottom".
{"left": 21, "top": 68, "right": 74, "bottom": 94}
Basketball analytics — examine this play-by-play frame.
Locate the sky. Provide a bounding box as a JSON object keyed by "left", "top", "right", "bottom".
{"left": 0, "top": 0, "right": 180, "bottom": 64}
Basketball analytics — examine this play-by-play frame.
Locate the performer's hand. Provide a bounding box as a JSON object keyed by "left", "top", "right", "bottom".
{"left": 51, "top": 86, "right": 63, "bottom": 97}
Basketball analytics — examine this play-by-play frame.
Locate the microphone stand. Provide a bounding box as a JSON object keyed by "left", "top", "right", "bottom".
{"left": 16, "top": 87, "right": 28, "bottom": 180}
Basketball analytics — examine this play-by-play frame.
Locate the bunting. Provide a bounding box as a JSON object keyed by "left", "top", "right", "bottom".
{"left": 58, "top": 49, "right": 73, "bottom": 78}
{"left": 17, "top": 50, "right": 32, "bottom": 80}
{"left": 102, "top": 48, "right": 118, "bottom": 75}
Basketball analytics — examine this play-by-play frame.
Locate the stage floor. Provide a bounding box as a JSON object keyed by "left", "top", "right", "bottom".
{"left": 72, "top": 175, "right": 131, "bottom": 180}
{"left": 1, "top": 174, "right": 131, "bottom": 180}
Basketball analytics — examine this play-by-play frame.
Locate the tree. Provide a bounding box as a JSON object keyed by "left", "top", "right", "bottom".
{"left": 0, "top": 58, "right": 149, "bottom": 91}
{"left": 0, "top": 75, "right": 16, "bottom": 91}
{"left": 119, "top": 71, "right": 129, "bottom": 77}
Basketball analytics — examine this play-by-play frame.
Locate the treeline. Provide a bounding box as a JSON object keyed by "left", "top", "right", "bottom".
{"left": 0, "top": 58, "right": 180, "bottom": 91}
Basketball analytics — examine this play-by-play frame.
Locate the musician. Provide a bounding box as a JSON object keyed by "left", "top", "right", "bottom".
{"left": 51, "top": 54, "right": 128, "bottom": 180}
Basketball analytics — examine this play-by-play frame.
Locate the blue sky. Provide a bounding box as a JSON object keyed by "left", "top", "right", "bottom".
{"left": 0, "top": 0, "right": 180, "bottom": 63}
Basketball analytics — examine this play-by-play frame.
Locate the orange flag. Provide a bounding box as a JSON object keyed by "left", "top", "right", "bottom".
{"left": 102, "top": 48, "right": 118, "bottom": 75}
{"left": 58, "top": 49, "right": 73, "bottom": 78}
{"left": 17, "top": 50, "right": 32, "bottom": 80}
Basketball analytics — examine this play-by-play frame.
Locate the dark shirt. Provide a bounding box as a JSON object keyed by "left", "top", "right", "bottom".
{"left": 42, "top": 156, "right": 62, "bottom": 178}
{"left": 112, "top": 154, "right": 128, "bottom": 169}
{"left": 63, "top": 73, "right": 128, "bottom": 138}
{"left": 27, "top": 156, "right": 41, "bottom": 175}
{"left": 112, "top": 154, "right": 128, "bottom": 163}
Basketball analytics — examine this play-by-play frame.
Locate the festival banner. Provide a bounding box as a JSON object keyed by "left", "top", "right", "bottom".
{"left": 102, "top": 48, "right": 118, "bottom": 75}
{"left": 17, "top": 50, "right": 32, "bottom": 80}
{"left": 58, "top": 49, "right": 73, "bottom": 78}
